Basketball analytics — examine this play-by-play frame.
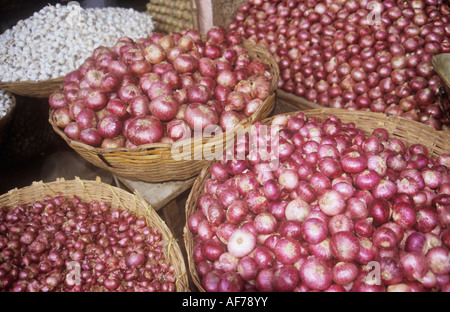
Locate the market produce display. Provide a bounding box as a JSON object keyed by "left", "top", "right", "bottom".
{"left": 0, "top": 188, "right": 179, "bottom": 292}
{"left": 3, "top": 0, "right": 450, "bottom": 294}
{"left": 49, "top": 26, "right": 273, "bottom": 149}
{"left": 0, "top": 3, "right": 155, "bottom": 82}
{"left": 228, "top": 0, "right": 450, "bottom": 129}
{"left": 187, "top": 111, "right": 450, "bottom": 292}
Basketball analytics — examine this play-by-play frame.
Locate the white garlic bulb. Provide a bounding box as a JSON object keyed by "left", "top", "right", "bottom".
{"left": 0, "top": 4, "right": 155, "bottom": 82}
{"left": 0, "top": 90, "right": 14, "bottom": 119}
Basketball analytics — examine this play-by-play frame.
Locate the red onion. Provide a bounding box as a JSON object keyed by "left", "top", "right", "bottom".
{"left": 244, "top": 189, "right": 268, "bottom": 215}
{"left": 332, "top": 262, "right": 359, "bottom": 286}
{"left": 301, "top": 218, "right": 328, "bottom": 244}
{"left": 237, "top": 256, "right": 258, "bottom": 281}
{"left": 368, "top": 198, "right": 391, "bottom": 226}
{"left": 340, "top": 151, "right": 368, "bottom": 173}
{"left": 185, "top": 103, "right": 219, "bottom": 130}
{"left": 426, "top": 247, "right": 449, "bottom": 275}
{"left": 355, "top": 170, "right": 382, "bottom": 190}
{"left": 253, "top": 212, "right": 277, "bottom": 235}
{"left": 126, "top": 116, "right": 164, "bottom": 145}
{"left": 392, "top": 202, "right": 416, "bottom": 229}
{"left": 97, "top": 114, "right": 123, "bottom": 139}
{"left": 52, "top": 107, "right": 72, "bottom": 128}
{"left": 405, "top": 232, "right": 427, "bottom": 254}
{"left": 218, "top": 272, "right": 244, "bottom": 292}
{"left": 79, "top": 128, "right": 103, "bottom": 146}
{"left": 252, "top": 246, "right": 275, "bottom": 269}
{"left": 400, "top": 252, "right": 429, "bottom": 281}
{"left": 273, "top": 264, "right": 300, "bottom": 292}
{"left": 144, "top": 43, "right": 166, "bottom": 64}
{"left": 285, "top": 198, "right": 311, "bottom": 221}
{"left": 373, "top": 227, "right": 398, "bottom": 250}
{"left": 328, "top": 214, "right": 354, "bottom": 235}
{"left": 379, "top": 257, "right": 404, "bottom": 285}
{"left": 227, "top": 228, "right": 256, "bottom": 258}
{"left": 203, "top": 239, "right": 226, "bottom": 261}
{"left": 255, "top": 268, "right": 275, "bottom": 292}
{"left": 274, "top": 237, "right": 302, "bottom": 264}
{"left": 318, "top": 190, "right": 346, "bottom": 216}
{"left": 128, "top": 95, "right": 149, "bottom": 117}
{"left": 202, "top": 269, "right": 223, "bottom": 292}
{"left": 415, "top": 208, "right": 439, "bottom": 233}
{"left": 330, "top": 231, "right": 360, "bottom": 262}
{"left": 299, "top": 257, "right": 332, "bottom": 290}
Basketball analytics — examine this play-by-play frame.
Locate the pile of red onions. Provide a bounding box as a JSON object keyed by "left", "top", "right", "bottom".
{"left": 188, "top": 112, "right": 450, "bottom": 292}
{"left": 229, "top": 0, "right": 450, "bottom": 130}
{"left": 49, "top": 26, "right": 273, "bottom": 148}
{"left": 0, "top": 194, "right": 176, "bottom": 292}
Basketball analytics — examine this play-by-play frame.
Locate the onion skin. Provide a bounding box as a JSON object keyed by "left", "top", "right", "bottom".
{"left": 97, "top": 114, "right": 123, "bottom": 139}
{"left": 330, "top": 231, "right": 360, "bottom": 262}
{"left": 126, "top": 116, "right": 164, "bottom": 145}
{"left": 273, "top": 264, "right": 300, "bottom": 292}
{"left": 185, "top": 103, "right": 219, "bottom": 130}
{"left": 299, "top": 257, "right": 332, "bottom": 290}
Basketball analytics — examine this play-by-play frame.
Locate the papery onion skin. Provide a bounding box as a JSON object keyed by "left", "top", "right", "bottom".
{"left": 299, "top": 257, "right": 333, "bottom": 290}
{"left": 126, "top": 116, "right": 164, "bottom": 145}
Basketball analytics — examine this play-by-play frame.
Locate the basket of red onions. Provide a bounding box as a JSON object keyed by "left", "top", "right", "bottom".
{"left": 0, "top": 176, "right": 189, "bottom": 292}
{"left": 228, "top": 0, "right": 450, "bottom": 130}
{"left": 184, "top": 108, "right": 450, "bottom": 292}
{"left": 48, "top": 27, "right": 279, "bottom": 182}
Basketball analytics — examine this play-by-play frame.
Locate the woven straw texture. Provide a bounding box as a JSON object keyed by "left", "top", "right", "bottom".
{"left": 211, "top": 0, "right": 247, "bottom": 28}
{"left": 49, "top": 39, "right": 279, "bottom": 183}
{"left": 432, "top": 54, "right": 450, "bottom": 90}
{"left": 146, "top": 0, "right": 199, "bottom": 33}
{"left": 0, "top": 77, "right": 64, "bottom": 99}
{"left": 184, "top": 108, "right": 450, "bottom": 292}
{"left": 277, "top": 89, "right": 324, "bottom": 111}
{"left": 0, "top": 176, "right": 190, "bottom": 292}
{"left": 0, "top": 92, "right": 16, "bottom": 146}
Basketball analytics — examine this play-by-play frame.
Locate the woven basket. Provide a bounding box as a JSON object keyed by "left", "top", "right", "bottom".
{"left": 0, "top": 176, "right": 190, "bottom": 292}
{"left": 0, "top": 92, "right": 16, "bottom": 147}
{"left": 432, "top": 54, "right": 450, "bottom": 91}
{"left": 183, "top": 108, "right": 450, "bottom": 292}
{"left": 0, "top": 77, "right": 64, "bottom": 99}
{"left": 211, "top": 0, "right": 248, "bottom": 29}
{"left": 146, "top": 0, "right": 199, "bottom": 33}
{"left": 49, "top": 39, "right": 279, "bottom": 183}
{"left": 276, "top": 89, "right": 323, "bottom": 112}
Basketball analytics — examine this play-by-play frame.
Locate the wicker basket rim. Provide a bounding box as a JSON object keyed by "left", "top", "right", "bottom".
{"left": 0, "top": 77, "right": 64, "bottom": 85}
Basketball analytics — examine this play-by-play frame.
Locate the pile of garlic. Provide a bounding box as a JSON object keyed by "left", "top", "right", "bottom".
{"left": 0, "top": 90, "right": 14, "bottom": 119}
{"left": 0, "top": 3, "right": 155, "bottom": 82}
